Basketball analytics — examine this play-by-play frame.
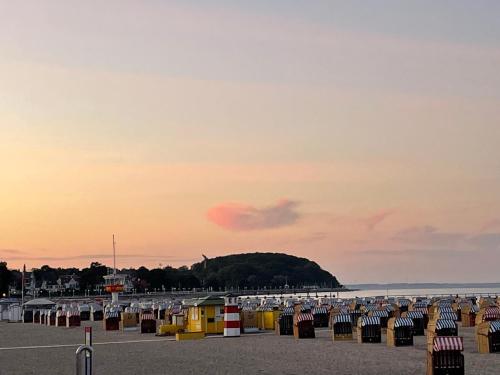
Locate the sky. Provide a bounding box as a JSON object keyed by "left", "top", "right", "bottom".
{"left": 1, "top": 1, "right": 500, "bottom": 283}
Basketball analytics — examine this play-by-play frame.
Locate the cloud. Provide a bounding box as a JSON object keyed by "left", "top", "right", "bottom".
{"left": 358, "top": 248, "right": 471, "bottom": 257}
{"left": 0, "top": 252, "right": 194, "bottom": 263}
{"left": 392, "top": 225, "right": 466, "bottom": 247}
{"left": 207, "top": 199, "right": 300, "bottom": 231}
{"left": 0, "top": 248, "right": 27, "bottom": 255}
{"left": 480, "top": 219, "right": 500, "bottom": 233}
{"left": 388, "top": 225, "right": 500, "bottom": 253}
{"left": 296, "top": 231, "right": 328, "bottom": 244}
{"left": 361, "top": 210, "right": 393, "bottom": 231}
{"left": 467, "top": 233, "right": 500, "bottom": 250}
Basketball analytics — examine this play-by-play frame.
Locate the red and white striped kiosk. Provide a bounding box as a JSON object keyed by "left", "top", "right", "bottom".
{"left": 224, "top": 296, "right": 240, "bottom": 337}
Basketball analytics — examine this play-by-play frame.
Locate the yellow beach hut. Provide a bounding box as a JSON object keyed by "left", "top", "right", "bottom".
{"left": 257, "top": 305, "right": 281, "bottom": 330}
{"left": 185, "top": 296, "right": 225, "bottom": 334}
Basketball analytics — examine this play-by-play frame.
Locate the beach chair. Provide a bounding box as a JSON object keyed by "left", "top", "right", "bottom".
{"left": 332, "top": 314, "right": 353, "bottom": 341}
{"left": 387, "top": 317, "right": 414, "bottom": 347}
{"left": 293, "top": 312, "right": 315, "bottom": 339}
{"left": 426, "top": 336, "right": 464, "bottom": 375}
{"left": 476, "top": 321, "right": 500, "bottom": 353}
{"left": 357, "top": 316, "right": 381, "bottom": 343}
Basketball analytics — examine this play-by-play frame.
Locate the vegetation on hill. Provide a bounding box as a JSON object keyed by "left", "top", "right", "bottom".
{"left": 191, "top": 252, "right": 340, "bottom": 289}
{"left": 0, "top": 252, "right": 340, "bottom": 296}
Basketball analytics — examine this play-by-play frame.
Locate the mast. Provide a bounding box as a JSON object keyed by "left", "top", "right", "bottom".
{"left": 21, "top": 264, "right": 25, "bottom": 307}
{"left": 113, "top": 234, "right": 116, "bottom": 276}
{"left": 106, "top": 234, "right": 123, "bottom": 304}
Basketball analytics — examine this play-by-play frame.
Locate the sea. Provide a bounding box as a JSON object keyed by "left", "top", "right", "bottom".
{"left": 247, "top": 285, "right": 500, "bottom": 300}
{"left": 337, "top": 287, "right": 500, "bottom": 299}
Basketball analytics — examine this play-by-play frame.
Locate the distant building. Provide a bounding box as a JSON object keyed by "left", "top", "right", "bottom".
{"left": 59, "top": 274, "right": 80, "bottom": 290}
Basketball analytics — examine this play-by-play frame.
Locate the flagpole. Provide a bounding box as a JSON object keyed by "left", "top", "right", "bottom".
{"left": 22, "top": 264, "right": 25, "bottom": 307}
{"left": 113, "top": 234, "right": 116, "bottom": 276}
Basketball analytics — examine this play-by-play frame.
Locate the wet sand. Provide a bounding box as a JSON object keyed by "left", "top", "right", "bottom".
{"left": 0, "top": 321, "right": 499, "bottom": 375}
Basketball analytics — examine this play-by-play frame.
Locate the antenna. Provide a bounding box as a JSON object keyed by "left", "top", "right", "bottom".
{"left": 113, "top": 234, "right": 116, "bottom": 276}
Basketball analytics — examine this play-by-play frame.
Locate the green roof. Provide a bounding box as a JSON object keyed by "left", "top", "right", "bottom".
{"left": 184, "top": 296, "right": 225, "bottom": 307}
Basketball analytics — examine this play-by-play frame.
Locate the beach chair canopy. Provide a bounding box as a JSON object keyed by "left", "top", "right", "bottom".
{"left": 439, "top": 312, "right": 458, "bottom": 321}
{"left": 406, "top": 311, "right": 424, "bottom": 319}
{"left": 67, "top": 309, "right": 80, "bottom": 317}
{"left": 105, "top": 311, "right": 120, "bottom": 319}
{"left": 433, "top": 336, "right": 463, "bottom": 352}
{"left": 438, "top": 306, "right": 454, "bottom": 313}
{"left": 489, "top": 321, "right": 500, "bottom": 333}
{"left": 484, "top": 307, "right": 500, "bottom": 320}
{"left": 297, "top": 313, "right": 314, "bottom": 322}
{"left": 413, "top": 302, "right": 428, "bottom": 309}
{"left": 384, "top": 305, "right": 395, "bottom": 312}
{"left": 282, "top": 307, "right": 295, "bottom": 316}
{"left": 300, "top": 304, "right": 312, "bottom": 312}
{"left": 436, "top": 319, "right": 457, "bottom": 330}
{"left": 372, "top": 310, "right": 389, "bottom": 318}
{"left": 414, "top": 307, "right": 428, "bottom": 314}
{"left": 312, "top": 307, "right": 328, "bottom": 315}
{"left": 78, "top": 304, "right": 90, "bottom": 312}
{"left": 90, "top": 303, "right": 103, "bottom": 312}
{"left": 333, "top": 314, "right": 352, "bottom": 324}
{"left": 125, "top": 306, "right": 141, "bottom": 313}
{"left": 140, "top": 312, "right": 155, "bottom": 320}
{"left": 397, "top": 299, "right": 411, "bottom": 307}
{"left": 338, "top": 307, "right": 349, "bottom": 314}
{"left": 394, "top": 318, "right": 414, "bottom": 328}
{"left": 360, "top": 316, "right": 381, "bottom": 326}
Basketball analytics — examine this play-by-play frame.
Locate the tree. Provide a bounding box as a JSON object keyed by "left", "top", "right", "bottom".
{"left": 149, "top": 268, "right": 165, "bottom": 289}
{"left": 0, "top": 261, "right": 13, "bottom": 296}
{"left": 191, "top": 252, "right": 340, "bottom": 289}
{"left": 134, "top": 266, "right": 151, "bottom": 292}
{"left": 79, "top": 262, "right": 107, "bottom": 291}
{"left": 32, "top": 265, "right": 59, "bottom": 285}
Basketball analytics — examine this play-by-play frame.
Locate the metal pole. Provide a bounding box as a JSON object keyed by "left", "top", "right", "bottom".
{"left": 21, "top": 265, "right": 25, "bottom": 313}
{"left": 84, "top": 327, "right": 92, "bottom": 374}
{"left": 75, "top": 345, "right": 93, "bottom": 375}
{"left": 112, "top": 234, "right": 116, "bottom": 276}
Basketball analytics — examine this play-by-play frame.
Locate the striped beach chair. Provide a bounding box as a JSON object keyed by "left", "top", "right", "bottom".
{"left": 357, "top": 316, "right": 381, "bottom": 343}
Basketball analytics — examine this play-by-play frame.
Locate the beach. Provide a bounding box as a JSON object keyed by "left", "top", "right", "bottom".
{"left": 0, "top": 321, "right": 499, "bottom": 375}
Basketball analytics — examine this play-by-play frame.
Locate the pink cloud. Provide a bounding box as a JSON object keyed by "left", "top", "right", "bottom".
{"left": 207, "top": 199, "right": 300, "bottom": 231}
{"left": 480, "top": 218, "right": 500, "bottom": 232}
{"left": 392, "top": 225, "right": 465, "bottom": 247}
{"left": 361, "top": 210, "right": 394, "bottom": 231}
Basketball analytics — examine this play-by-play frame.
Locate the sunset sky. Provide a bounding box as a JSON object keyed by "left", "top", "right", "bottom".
{"left": 1, "top": 1, "right": 500, "bottom": 283}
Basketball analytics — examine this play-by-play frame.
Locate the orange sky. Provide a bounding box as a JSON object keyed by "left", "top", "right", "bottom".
{"left": 1, "top": 1, "right": 500, "bottom": 283}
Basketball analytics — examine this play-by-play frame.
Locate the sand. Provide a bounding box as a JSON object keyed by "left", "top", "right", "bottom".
{"left": 0, "top": 321, "right": 499, "bottom": 375}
